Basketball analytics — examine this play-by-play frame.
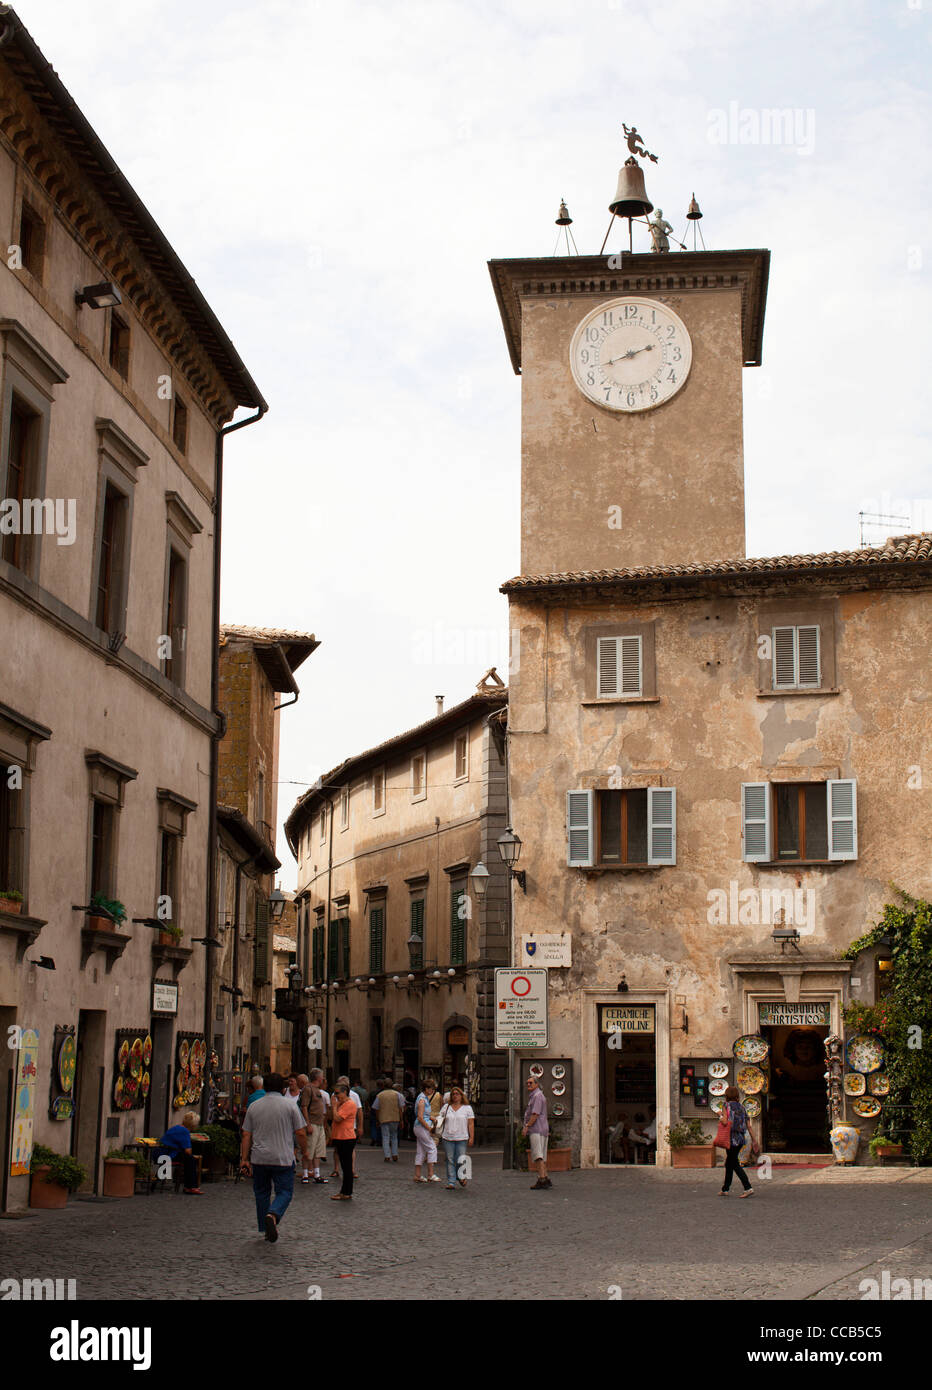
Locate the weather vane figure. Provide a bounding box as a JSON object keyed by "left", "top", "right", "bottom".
{"left": 622, "top": 124, "right": 659, "bottom": 163}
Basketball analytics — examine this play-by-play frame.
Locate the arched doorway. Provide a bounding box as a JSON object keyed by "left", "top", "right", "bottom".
{"left": 445, "top": 1022, "right": 470, "bottom": 1097}
{"left": 334, "top": 1029, "right": 350, "bottom": 1081}
{"left": 396, "top": 1025, "right": 420, "bottom": 1090}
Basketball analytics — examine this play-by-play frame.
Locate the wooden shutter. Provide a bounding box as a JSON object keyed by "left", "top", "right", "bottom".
{"left": 368, "top": 904, "right": 384, "bottom": 973}
{"left": 742, "top": 783, "right": 771, "bottom": 862}
{"left": 339, "top": 916, "right": 350, "bottom": 977}
{"left": 253, "top": 897, "right": 270, "bottom": 983}
{"left": 620, "top": 635, "right": 642, "bottom": 695}
{"left": 566, "top": 789, "right": 594, "bottom": 867}
{"left": 450, "top": 879, "right": 467, "bottom": 966}
{"left": 647, "top": 786, "right": 676, "bottom": 865}
{"left": 797, "top": 625, "right": 821, "bottom": 687}
{"left": 827, "top": 779, "right": 857, "bottom": 860}
{"left": 597, "top": 637, "right": 618, "bottom": 696}
{"left": 410, "top": 897, "right": 424, "bottom": 969}
{"left": 328, "top": 918, "right": 339, "bottom": 977}
{"left": 772, "top": 627, "right": 797, "bottom": 688}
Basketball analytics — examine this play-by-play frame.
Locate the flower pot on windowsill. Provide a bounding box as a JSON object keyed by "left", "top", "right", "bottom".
{"left": 29, "top": 1166, "right": 69, "bottom": 1209}
{"left": 102, "top": 1158, "right": 137, "bottom": 1198}
{"left": 671, "top": 1145, "right": 716, "bottom": 1168}
{"left": 88, "top": 914, "right": 114, "bottom": 931}
{"left": 0, "top": 895, "right": 22, "bottom": 915}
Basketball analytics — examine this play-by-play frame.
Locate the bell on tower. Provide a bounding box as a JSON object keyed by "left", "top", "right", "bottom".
{"left": 553, "top": 199, "right": 579, "bottom": 255}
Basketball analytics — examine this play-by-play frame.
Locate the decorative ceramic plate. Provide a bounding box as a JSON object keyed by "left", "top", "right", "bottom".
{"left": 843, "top": 1073, "right": 866, "bottom": 1096}
{"left": 529, "top": 1063, "right": 543, "bottom": 1078}
{"left": 179, "top": 1040, "right": 190, "bottom": 1067}
{"left": 552, "top": 1104, "right": 565, "bottom": 1117}
{"left": 711, "top": 1098, "right": 724, "bottom": 1114}
{"left": 709, "top": 1080, "right": 727, "bottom": 1096}
{"left": 130, "top": 1039, "right": 144, "bottom": 1077}
{"left": 177, "top": 1068, "right": 187, "bottom": 1092}
{"left": 736, "top": 1065, "right": 765, "bottom": 1094}
{"left": 141, "top": 1071, "right": 150, "bottom": 1097}
{"left": 59, "top": 1035, "right": 76, "bottom": 1092}
{"left": 143, "top": 1035, "right": 153, "bottom": 1067}
{"left": 853, "top": 1097, "right": 881, "bottom": 1118}
{"left": 118, "top": 1040, "right": 130, "bottom": 1072}
{"left": 552, "top": 1081, "right": 566, "bottom": 1096}
{"left": 847, "top": 1035, "right": 883, "bottom": 1074}
{"left": 173, "top": 1095, "right": 185, "bottom": 1108}
{"left": 744, "top": 1097, "right": 761, "bottom": 1118}
{"left": 733, "top": 1035, "right": 769, "bottom": 1064}
{"left": 114, "top": 1076, "right": 124, "bottom": 1106}
{"left": 551, "top": 1064, "right": 566, "bottom": 1080}
{"left": 869, "top": 1074, "right": 890, "bottom": 1096}
{"left": 708, "top": 1061, "right": 729, "bottom": 1080}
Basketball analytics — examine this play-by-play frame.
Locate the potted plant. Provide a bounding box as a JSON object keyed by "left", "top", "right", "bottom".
{"left": 157, "top": 921, "right": 183, "bottom": 945}
{"left": 869, "top": 1129, "right": 903, "bottom": 1163}
{"left": 102, "top": 1147, "right": 147, "bottom": 1197}
{"left": 88, "top": 892, "right": 126, "bottom": 931}
{"left": 666, "top": 1117, "right": 716, "bottom": 1168}
{"left": 546, "top": 1127, "right": 573, "bottom": 1172}
{"left": 202, "top": 1124, "right": 239, "bottom": 1178}
{"left": 514, "top": 1128, "right": 530, "bottom": 1169}
{"left": 29, "top": 1143, "right": 87, "bottom": 1208}
{"left": 0, "top": 888, "right": 23, "bottom": 914}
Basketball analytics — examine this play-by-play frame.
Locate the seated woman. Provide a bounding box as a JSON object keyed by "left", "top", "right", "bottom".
{"left": 608, "top": 1112, "right": 633, "bottom": 1163}
{"left": 157, "top": 1111, "right": 203, "bottom": 1194}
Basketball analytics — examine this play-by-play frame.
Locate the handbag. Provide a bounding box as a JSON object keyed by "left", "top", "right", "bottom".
{"left": 434, "top": 1104, "right": 449, "bottom": 1140}
{"left": 714, "top": 1105, "right": 732, "bottom": 1150}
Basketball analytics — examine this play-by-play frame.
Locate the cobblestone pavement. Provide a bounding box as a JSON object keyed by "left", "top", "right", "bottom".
{"left": 2, "top": 1147, "right": 930, "bottom": 1301}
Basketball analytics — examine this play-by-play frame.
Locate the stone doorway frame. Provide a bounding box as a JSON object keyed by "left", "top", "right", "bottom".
{"left": 581, "top": 987, "right": 671, "bottom": 1169}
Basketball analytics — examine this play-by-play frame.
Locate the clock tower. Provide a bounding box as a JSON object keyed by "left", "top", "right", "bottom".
{"left": 489, "top": 244, "right": 769, "bottom": 575}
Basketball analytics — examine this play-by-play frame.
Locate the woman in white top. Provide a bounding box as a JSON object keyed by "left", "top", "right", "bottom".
{"left": 437, "top": 1084, "right": 474, "bottom": 1188}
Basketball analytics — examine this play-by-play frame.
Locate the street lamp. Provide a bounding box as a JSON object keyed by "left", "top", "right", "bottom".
{"left": 497, "top": 827, "right": 526, "bottom": 893}
{"left": 74, "top": 280, "right": 122, "bottom": 309}
{"left": 406, "top": 926, "right": 424, "bottom": 969}
{"left": 269, "top": 887, "right": 286, "bottom": 923}
{"left": 469, "top": 861, "right": 490, "bottom": 900}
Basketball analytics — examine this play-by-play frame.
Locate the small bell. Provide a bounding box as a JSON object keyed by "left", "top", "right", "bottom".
{"left": 686, "top": 192, "right": 703, "bottom": 220}
{"left": 609, "top": 157, "right": 653, "bottom": 218}
{"left": 555, "top": 199, "right": 572, "bottom": 226}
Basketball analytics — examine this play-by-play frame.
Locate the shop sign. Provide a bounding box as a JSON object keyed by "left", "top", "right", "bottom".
{"left": 758, "top": 1002, "right": 830, "bottom": 1027}
{"left": 152, "top": 980, "right": 178, "bottom": 1014}
{"left": 521, "top": 934, "right": 571, "bottom": 967}
{"left": 494, "top": 968, "right": 548, "bottom": 1048}
{"left": 10, "top": 1027, "right": 39, "bottom": 1176}
{"left": 600, "top": 1004, "right": 655, "bottom": 1034}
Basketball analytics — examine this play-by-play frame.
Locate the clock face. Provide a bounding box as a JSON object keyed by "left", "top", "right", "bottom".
{"left": 569, "top": 297, "right": 692, "bottom": 412}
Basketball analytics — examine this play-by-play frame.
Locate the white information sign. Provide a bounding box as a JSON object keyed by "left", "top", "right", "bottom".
{"left": 494, "top": 968, "right": 548, "bottom": 1048}
{"left": 152, "top": 980, "right": 178, "bottom": 1015}
{"left": 521, "top": 934, "right": 571, "bottom": 968}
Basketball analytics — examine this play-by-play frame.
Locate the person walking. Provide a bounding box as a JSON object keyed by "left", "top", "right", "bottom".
{"left": 719, "top": 1086, "right": 754, "bottom": 1197}
{"left": 329, "top": 1081, "right": 358, "bottom": 1201}
{"left": 373, "top": 1080, "right": 402, "bottom": 1162}
{"left": 245, "top": 1074, "right": 265, "bottom": 1108}
{"left": 413, "top": 1079, "right": 440, "bottom": 1183}
{"left": 240, "top": 1073, "right": 310, "bottom": 1242}
{"left": 523, "top": 1075, "right": 551, "bottom": 1189}
{"left": 438, "top": 1084, "right": 474, "bottom": 1189}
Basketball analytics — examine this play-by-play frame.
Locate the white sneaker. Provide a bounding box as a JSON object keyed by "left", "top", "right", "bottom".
{"left": 428, "top": 1175, "right": 440, "bottom": 1182}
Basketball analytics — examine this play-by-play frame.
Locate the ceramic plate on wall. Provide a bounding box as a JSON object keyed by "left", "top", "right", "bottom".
{"left": 846, "top": 1035, "right": 883, "bottom": 1073}
{"left": 853, "top": 1097, "right": 882, "bottom": 1118}
{"left": 552, "top": 1104, "right": 565, "bottom": 1117}
{"left": 711, "top": 1098, "right": 724, "bottom": 1114}
{"left": 529, "top": 1063, "right": 544, "bottom": 1078}
{"left": 744, "top": 1097, "right": 761, "bottom": 1118}
{"left": 551, "top": 1064, "right": 566, "bottom": 1079}
{"left": 843, "top": 1073, "right": 866, "bottom": 1096}
{"left": 733, "top": 1035, "right": 769, "bottom": 1064}
{"left": 869, "top": 1074, "right": 890, "bottom": 1096}
{"left": 708, "top": 1061, "right": 729, "bottom": 1079}
{"left": 736, "top": 1065, "right": 765, "bottom": 1094}
{"left": 709, "top": 1080, "right": 727, "bottom": 1096}
{"left": 552, "top": 1082, "right": 566, "bottom": 1096}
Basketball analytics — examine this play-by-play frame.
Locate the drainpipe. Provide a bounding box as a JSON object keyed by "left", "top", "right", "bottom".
{"left": 204, "top": 405, "right": 268, "bottom": 1061}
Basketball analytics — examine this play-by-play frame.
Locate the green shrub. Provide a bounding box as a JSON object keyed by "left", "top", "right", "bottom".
{"left": 202, "top": 1124, "right": 239, "bottom": 1164}
{"left": 30, "top": 1143, "right": 87, "bottom": 1192}
{"left": 665, "top": 1118, "right": 707, "bottom": 1149}
{"left": 105, "top": 1147, "right": 150, "bottom": 1178}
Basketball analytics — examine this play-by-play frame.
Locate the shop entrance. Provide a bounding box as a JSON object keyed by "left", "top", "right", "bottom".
{"left": 397, "top": 1026, "right": 419, "bottom": 1089}
{"left": 761, "top": 1025, "right": 830, "bottom": 1153}
{"left": 598, "top": 1003, "right": 657, "bottom": 1163}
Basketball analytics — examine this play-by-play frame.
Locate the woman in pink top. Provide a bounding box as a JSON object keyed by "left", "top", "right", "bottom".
{"left": 330, "top": 1082, "right": 358, "bottom": 1201}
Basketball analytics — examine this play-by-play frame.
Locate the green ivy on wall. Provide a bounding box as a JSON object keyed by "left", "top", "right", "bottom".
{"left": 841, "top": 888, "right": 932, "bottom": 1163}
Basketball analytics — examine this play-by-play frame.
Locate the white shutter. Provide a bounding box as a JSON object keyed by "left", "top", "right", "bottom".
{"left": 827, "top": 779, "right": 857, "bottom": 860}
{"left": 566, "top": 789, "right": 594, "bottom": 867}
{"left": 772, "top": 627, "right": 796, "bottom": 688}
{"left": 742, "top": 782, "right": 771, "bottom": 862}
{"left": 797, "top": 625, "right": 821, "bottom": 687}
{"left": 647, "top": 786, "right": 676, "bottom": 865}
{"left": 620, "top": 635, "right": 643, "bottom": 696}
{"left": 597, "top": 637, "right": 618, "bottom": 697}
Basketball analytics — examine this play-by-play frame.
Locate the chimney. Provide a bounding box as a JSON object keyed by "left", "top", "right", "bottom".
{"left": 435, "top": 695, "right": 444, "bottom": 716}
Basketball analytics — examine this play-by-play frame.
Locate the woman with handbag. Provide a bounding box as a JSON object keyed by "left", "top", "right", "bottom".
{"left": 437, "top": 1084, "right": 474, "bottom": 1189}
{"left": 716, "top": 1086, "right": 754, "bottom": 1197}
{"left": 413, "top": 1078, "right": 440, "bottom": 1183}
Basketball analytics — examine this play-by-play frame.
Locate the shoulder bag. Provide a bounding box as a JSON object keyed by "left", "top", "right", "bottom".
{"left": 713, "top": 1104, "right": 732, "bottom": 1150}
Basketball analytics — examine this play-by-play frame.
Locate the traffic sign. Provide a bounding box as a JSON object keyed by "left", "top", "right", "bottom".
{"left": 494, "top": 967, "right": 548, "bottom": 1048}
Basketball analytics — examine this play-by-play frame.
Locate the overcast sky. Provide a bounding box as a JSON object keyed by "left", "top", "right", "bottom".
{"left": 23, "top": 0, "right": 932, "bottom": 884}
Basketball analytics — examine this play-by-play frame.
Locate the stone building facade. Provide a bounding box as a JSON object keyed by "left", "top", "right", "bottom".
{"left": 0, "top": 10, "right": 264, "bottom": 1205}
{"left": 212, "top": 627, "right": 316, "bottom": 1076}
{"left": 491, "top": 234, "right": 932, "bottom": 1167}
{"left": 284, "top": 679, "right": 510, "bottom": 1140}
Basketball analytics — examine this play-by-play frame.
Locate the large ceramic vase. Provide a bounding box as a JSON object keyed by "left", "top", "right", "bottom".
{"left": 830, "top": 1124, "right": 860, "bottom": 1164}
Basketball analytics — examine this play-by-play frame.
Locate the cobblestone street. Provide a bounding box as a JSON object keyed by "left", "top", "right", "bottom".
{"left": 3, "top": 1148, "right": 930, "bottom": 1302}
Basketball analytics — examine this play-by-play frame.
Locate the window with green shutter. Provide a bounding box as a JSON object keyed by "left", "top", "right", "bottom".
{"left": 339, "top": 915, "right": 350, "bottom": 977}
{"left": 409, "top": 897, "right": 424, "bottom": 969}
{"left": 369, "top": 902, "right": 385, "bottom": 974}
{"left": 450, "top": 877, "right": 467, "bottom": 966}
{"left": 253, "top": 896, "right": 270, "bottom": 983}
{"left": 313, "top": 920, "right": 325, "bottom": 983}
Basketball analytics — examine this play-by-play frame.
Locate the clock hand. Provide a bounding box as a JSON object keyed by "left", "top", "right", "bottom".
{"left": 602, "top": 345, "right": 655, "bottom": 366}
